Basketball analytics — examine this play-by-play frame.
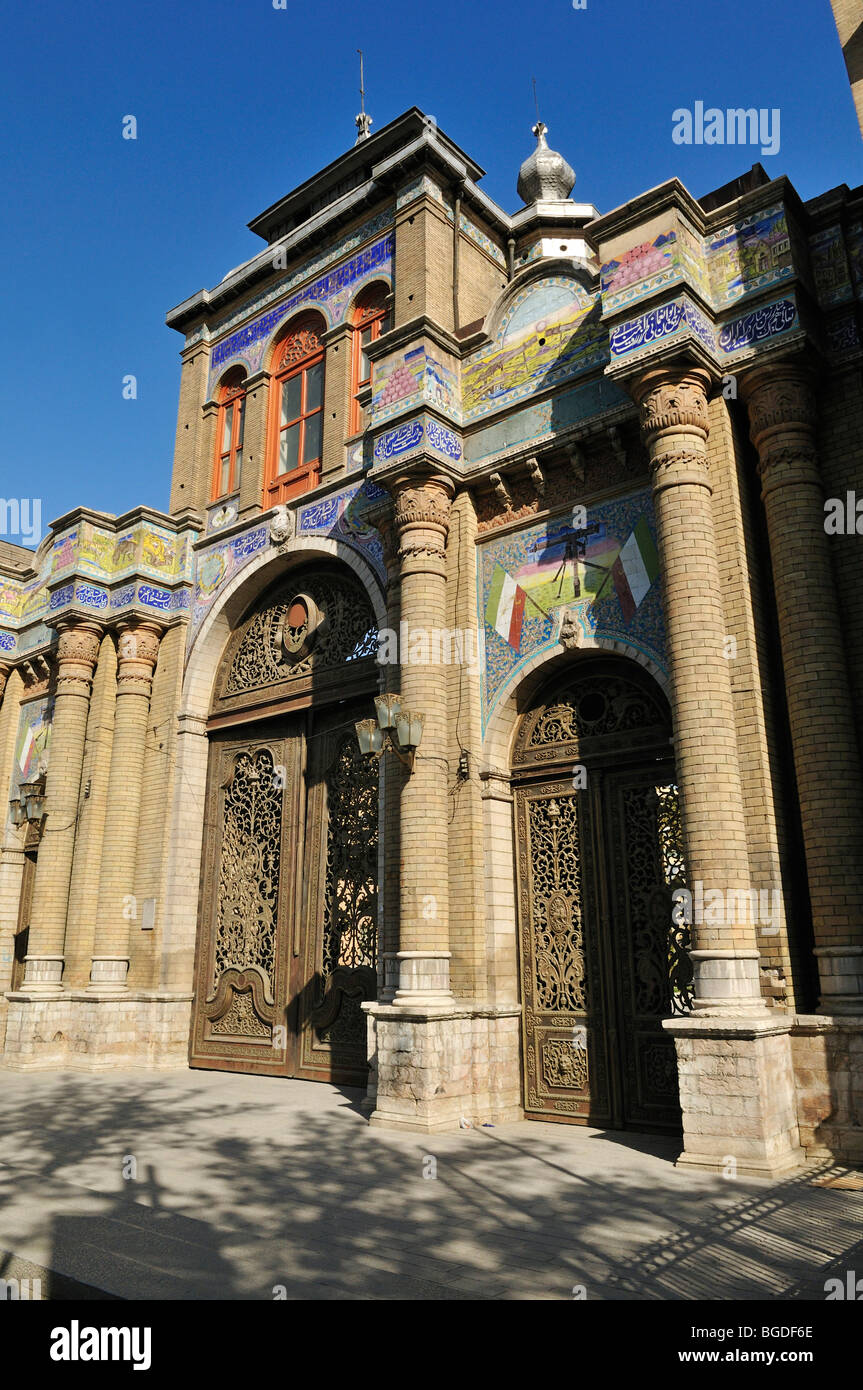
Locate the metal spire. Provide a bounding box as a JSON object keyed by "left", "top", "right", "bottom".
{"left": 355, "top": 49, "right": 372, "bottom": 143}
{"left": 531, "top": 77, "right": 547, "bottom": 144}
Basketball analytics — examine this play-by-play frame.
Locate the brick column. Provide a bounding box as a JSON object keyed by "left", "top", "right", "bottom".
{"left": 88, "top": 620, "right": 162, "bottom": 995}
{"left": 22, "top": 619, "right": 101, "bottom": 993}
{"left": 159, "top": 710, "right": 210, "bottom": 994}
{"left": 0, "top": 664, "right": 22, "bottom": 997}
{"left": 389, "top": 471, "right": 454, "bottom": 1007}
{"left": 375, "top": 509, "right": 403, "bottom": 1005}
{"left": 742, "top": 361, "right": 863, "bottom": 1013}
{"left": 630, "top": 365, "right": 803, "bottom": 1176}
{"left": 634, "top": 366, "right": 765, "bottom": 1012}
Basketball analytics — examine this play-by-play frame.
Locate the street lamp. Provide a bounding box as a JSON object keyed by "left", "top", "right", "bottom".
{"left": 9, "top": 773, "right": 46, "bottom": 826}
{"left": 356, "top": 694, "right": 424, "bottom": 772}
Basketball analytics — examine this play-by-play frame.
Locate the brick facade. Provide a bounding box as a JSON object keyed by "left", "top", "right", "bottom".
{"left": 1, "top": 108, "right": 862, "bottom": 1169}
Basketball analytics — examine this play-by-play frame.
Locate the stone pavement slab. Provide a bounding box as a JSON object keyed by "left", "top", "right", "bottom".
{"left": 0, "top": 1068, "right": 860, "bottom": 1300}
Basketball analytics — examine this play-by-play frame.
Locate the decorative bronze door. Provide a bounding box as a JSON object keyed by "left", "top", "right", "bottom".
{"left": 513, "top": 661, "right": 693, "bottom": 1131}
{"left": 190, "top": 704, "right": 378, "bottom": 1084}
{"left": 189, "top": 564, "right": 381, "bottom": 1085}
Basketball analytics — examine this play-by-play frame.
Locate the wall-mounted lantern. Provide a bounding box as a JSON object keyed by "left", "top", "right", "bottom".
{"left": 355, "top": 693, "right": 425, "bottom": 772}
{"left": 9, "top": 773, "right": 47, "bottom": 826}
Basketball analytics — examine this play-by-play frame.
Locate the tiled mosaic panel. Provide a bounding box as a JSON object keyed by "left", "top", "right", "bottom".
{"left": 478, "top": 486, "right": 666, "bottom": 730}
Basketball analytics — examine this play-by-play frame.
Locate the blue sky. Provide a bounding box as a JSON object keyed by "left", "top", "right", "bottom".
{"left": 1, "top": 0, "right": 860, "bottom": 545}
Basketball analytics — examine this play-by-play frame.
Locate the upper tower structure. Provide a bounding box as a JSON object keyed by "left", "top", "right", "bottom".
{"left": 517, "top": 121, "right": 576, "bottom": 203}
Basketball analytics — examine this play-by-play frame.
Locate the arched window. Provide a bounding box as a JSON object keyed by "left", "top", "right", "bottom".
{"left": 212, "top": 369, "right": 246, "bottom": 500}
{"left": 265, "top": 313, "right": 325, "bottom": 506}
{"left": 350, "top": 285, "right": 390, "bottom": 435}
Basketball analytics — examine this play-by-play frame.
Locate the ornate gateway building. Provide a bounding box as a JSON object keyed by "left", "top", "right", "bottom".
{"left": 1, "top": 109, "right": 862, "bottom": 1177}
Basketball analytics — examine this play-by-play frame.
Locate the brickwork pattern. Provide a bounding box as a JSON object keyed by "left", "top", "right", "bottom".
{"left": 444, "top": 490, "right": 487, "bottom": 1001}
{"left": 63, "top": 634, "right": 117, "bottom": 988}
{"left": 24, "top": 619, "right": 102, "bottom": 974}
{"left": 634, "top": 368, "right": 761, "bottom": 980}
{"left": 390, "top": 472, "right": 454, "bottom": 963}
{"left": 90, "top": 623, "right": 162, "bottom": 974}
{"left": 236, "top": 376, "right": 268, "bottom": 520}
{"left": 708, "top": 396, "right": 794, "bottom": 1002}
{"left": 169, "top": 343, "right": 211, "bottom": 514}
{"left": 0, "top": 668, "right": 27, "bottom": 997}
{"left": 742, "top": 363, "right": 863, "bottom": 993}
{"left": 814, "top": 366, "right": 863, "bottom": 746}
{"left": 131, "top": 623, "right": 184, "bottom": 990}
{"left": 830, "top": 0, "right": 863, "bottom": 138}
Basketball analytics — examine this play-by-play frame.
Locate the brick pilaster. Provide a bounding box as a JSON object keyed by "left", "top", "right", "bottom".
{"left": 633, "top": 366, "right": 766, "bottom": 1012}
{"left": 388, "top": 470, "right": 454, "bottom": 1006}
{"left": 88, "top": 621, "right": 162, "bottom": 995}
{"left": 742, "top": 361, "right": 863, "bottom": 1013}
{"left": 21, "top": 619, "right": 102, "bottom": 993}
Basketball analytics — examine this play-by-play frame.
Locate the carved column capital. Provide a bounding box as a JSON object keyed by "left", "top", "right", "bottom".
{"left": 390, "top": 473, "right": 455, "bottom": 572}
{"left": 631, "top": 366, "right": 712, "bottom": 493}
{"left": 116, "top": 620, "right": 163, "bottom": 696}
{"left": 633, "top": 366, "right": 711, "bottom": 445}
{"left": 55, "top": 618, "right": 103, "bottom": 697}
{"left": 741, "top": 362, "right": 816, "bottom": 444}
{"left": 740, "top": 362, "right": 820, "bottom": 494}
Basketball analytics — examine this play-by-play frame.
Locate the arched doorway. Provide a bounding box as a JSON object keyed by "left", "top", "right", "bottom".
{"left": 189, "top": 563, "right": 380, "bottom": 1086}
{"left": 512, "top": 656, "right": 693, "bottom": 1132}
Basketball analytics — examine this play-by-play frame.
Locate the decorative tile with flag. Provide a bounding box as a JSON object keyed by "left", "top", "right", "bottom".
{"left": 609, "top": 517, "right": 659, "bottom": 623}
{"left": 17, "top": 723, "right": 38, "bottom": 781}
{"left": 485, "top": 563, "right": 529, "bottom": 650}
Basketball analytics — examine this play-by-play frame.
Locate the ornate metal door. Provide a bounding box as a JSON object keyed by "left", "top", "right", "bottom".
{"left": 190, "top": 704, "right": 378, "bottom": 1084}
{"left": 190, "top": 565, "right": 380, "bottom": 1085}
{"left": 295, "top": 706, "right": 379, "bottom": 1081}
{"left": 191, "top": 723, "right": 299, "bottom": 1076}
{"left": 513, "top": 662, "right": 693, "bottom": 1131}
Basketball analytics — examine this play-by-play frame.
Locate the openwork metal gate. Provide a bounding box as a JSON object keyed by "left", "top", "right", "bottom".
{"left": 189, "top": 567, "right": 380, "bottom": 1085}
{"left": 513, "top": 661, "right": 693, "bottom": 1131}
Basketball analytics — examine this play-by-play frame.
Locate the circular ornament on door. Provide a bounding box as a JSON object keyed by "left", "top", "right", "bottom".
{"left": 277, "top": 593, "right": 324, "bottom": 664}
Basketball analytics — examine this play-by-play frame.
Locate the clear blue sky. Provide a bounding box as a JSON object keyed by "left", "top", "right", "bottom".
{"left": 2, "top": 0, "right": 860, "bottom": 544}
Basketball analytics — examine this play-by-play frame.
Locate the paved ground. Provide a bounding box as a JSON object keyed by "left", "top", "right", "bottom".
{"left": 0, "top": 1068, "right": 861, "bottom": 1300}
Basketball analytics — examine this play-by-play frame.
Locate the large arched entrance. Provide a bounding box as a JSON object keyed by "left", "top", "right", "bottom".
{"left": 189, "top": 563, "right": 380, "bottom": 1086}
{"left": 512, "top": 655, "right": 693, "bottom": 1132}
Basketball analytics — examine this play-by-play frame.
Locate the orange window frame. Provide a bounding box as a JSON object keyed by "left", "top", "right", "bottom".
{"left": 212, "top": 379, "right": 246, "bottom": 501}
{"left": 265, "top": 320, "right": 325, "bottom": 507}
{"left": 350, "top": 295, "right": 389, "bottom": 435}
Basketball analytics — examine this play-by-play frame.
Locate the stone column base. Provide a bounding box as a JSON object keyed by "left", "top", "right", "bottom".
{"left": 664, "top": 1013, "right": 805, "bottom": 1178}
{"left": 364, "top": 1001, "right": 522, "bottom": 1133}
{"left": 86, "top": 955, "right": 130, "bottom": 997}
{"left": 1, "top": 993, "right": 194, "bottom": 1070}
{"left": 814, "top": 948, "right": 863, "bottom": 1015}
{"left": 690, "top": 949, "right": 765, "bottom": 1013}
{"left": 19, "top": 955, "right": 65, "bottom": 995}
{"left": 390, "top": 951, "right": 455, "bottom": 1010}
{"left": 791, "top": 1014, "right": 863, "bottom": 1164}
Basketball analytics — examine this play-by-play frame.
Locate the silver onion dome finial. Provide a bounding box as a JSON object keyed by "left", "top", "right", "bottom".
{"left": 517, "top": 121, "right": 575, "bottom": 204}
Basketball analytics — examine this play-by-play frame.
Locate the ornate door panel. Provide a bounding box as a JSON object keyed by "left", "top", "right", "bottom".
{"left": 513, "top": 661, "right": 692, "bottom": 1132}
{"left": 190, "top": 564, "right": 381, "bottom": 1082}
{"left": 295, "top": 705, "right": 379, "bottom": 1086}
{"left": 515, "top": 780, "right": 614, "bottom": 1125}
{"left": 190, "top": 703, "right": 379, "bottom": 1083}
{"left": 190, "top": 724, "right": 303, "bottom": 1075}
{"left": 603, "top": 770, "right": 692, "bottom": 1131}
